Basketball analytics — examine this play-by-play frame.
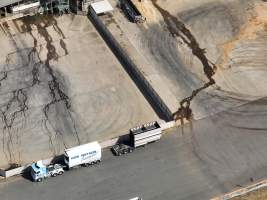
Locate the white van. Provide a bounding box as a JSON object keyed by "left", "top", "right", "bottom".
{"left": 64, "top": 141, "right": 101, "bottom": 168}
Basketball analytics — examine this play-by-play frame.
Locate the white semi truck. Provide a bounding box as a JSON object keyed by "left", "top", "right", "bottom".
{"left": 30, "top": 121, "right": 161, "bottom": 182}
{"left": 30, "top": 141, "right": 101, "bottom": 181}
{"left": 30, "top": 160, "right": 64, "bottom": 182}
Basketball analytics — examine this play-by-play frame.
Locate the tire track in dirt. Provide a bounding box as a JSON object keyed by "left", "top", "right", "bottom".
{"left": 0, "top": 22, "right": 30, "bottom": 166}
{"left": 0, "top": 15, "right": 79, "bottom": 166}
{"left": 151, "top": 0, "right": 217, "bottom": 123}
{"left": 219, "top": 3, "right": 267, "bottom": 69}
{"left": 20, "top": 15, "right": 81, "bottom": 151}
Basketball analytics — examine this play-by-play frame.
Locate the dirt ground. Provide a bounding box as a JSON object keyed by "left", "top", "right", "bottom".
{"left": 0, "top": 14, "right": 158, "bottom": 168}
{"left": 114, "top": 0, "right": 267, "bottom": 119}
{"left": 0, "top": 0, "right": 267, "bottom": 170}
{"left": 231, "top": 187, "right": 267, "bottom": 200}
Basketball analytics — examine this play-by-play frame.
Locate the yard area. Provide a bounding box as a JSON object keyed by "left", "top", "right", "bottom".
{"left": 232, "top": 187, "right": 267, "bottom": 200}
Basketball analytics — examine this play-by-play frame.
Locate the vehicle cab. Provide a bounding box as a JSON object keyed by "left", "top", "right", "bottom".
{"left": 30, "top": 161, "right": 64, "bottom": 182}
{"left": 30, "top": 160, "right": 47, "bottom": 182}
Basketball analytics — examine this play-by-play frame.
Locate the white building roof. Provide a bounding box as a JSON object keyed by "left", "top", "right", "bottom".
{"left": 0, "top": 0, "right": 22, "bottom": 8}
{"left": 90, "top": 0, "right": 113, "bottom": 14}
{"left": 12, "top": 1, "right": 40, "bottom": 12}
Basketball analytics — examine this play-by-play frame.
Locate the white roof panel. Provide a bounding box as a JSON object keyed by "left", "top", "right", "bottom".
{"left": 0, "top": 0, "right": 22, "bottom": 8}
{"left": 91, "top": 0, "right": 113, "bottom": 14}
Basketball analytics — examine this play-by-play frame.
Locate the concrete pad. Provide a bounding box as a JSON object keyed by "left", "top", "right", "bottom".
{"left": 0, "top": 14, "right": 158, "bottom": 168}
{"left": 108, "top": 0, "right": 267, "bottom": 119}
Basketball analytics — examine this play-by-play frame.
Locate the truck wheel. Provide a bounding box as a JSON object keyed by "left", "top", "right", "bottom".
{"left": 58, "top": 171, "right": 63, "bottom": 175}
{"left": 52, "top": 173, "right": 57, "bottom": 177}
{"left": 37, "top": 178, "right": 43, "bottom": 182}
{"left": 96, "top": 160, "right": 101, "bottom": 164}
{"left": 118, "top": 152, "right": 121, "bottom": 156}
{"left": 128, "top": 149, "right": 133, "bottom": 153}
{"left": 84, "top": 163, "right": 90, "bottom": 167}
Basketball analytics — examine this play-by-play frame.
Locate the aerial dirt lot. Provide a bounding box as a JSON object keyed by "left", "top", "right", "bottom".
{"left": 0, "top": 14, "right": 158, "bottom": 168}
{"left": 231, "top": 187, "right": 267, "bottom": 200}
{"left": 0, "top": 0, "right": 266, "bottom": 172}
{"left": 112, "top": 0, "right": 267, "bottom": 119}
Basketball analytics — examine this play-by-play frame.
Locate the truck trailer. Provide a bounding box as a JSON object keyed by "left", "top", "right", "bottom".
{"left": 111, "top": 121, "right": 161, "bottom": 156}
{"left": 64, "top": 141, "right": 102, "bottom": 168}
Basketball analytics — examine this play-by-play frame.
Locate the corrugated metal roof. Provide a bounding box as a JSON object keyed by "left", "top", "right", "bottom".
{"left": 0, "top": 0, "right": 23, "bottom": 8}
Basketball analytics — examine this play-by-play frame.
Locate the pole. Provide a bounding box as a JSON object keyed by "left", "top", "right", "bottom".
{"left": 51, "top": 0, "right": 53, "bottom": 14}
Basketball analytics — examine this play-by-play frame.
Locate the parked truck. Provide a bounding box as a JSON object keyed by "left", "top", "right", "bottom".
{"left": 30, "top": 121, "right": 161, "bottom": 182}
{"left": 30, "top": 160, "right": 64, "bottom": 182}
{"left": 120, "top": 0, "right": 146, "bottom": 23}
{"left": 64, "top": 141, "right": 102, "bottom": 168}
{"left": 111, "top": 121, "right": 162, "bottom": 156}
{"left": 30, "top": 141, "right": 101, "bottom": 182}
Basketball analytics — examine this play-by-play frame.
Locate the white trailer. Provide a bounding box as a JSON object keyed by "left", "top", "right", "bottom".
{"left": 64, "top": 141, "right": 101, "bottom": 168}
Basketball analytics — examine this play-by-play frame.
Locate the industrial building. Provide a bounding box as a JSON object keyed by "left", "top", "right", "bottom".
{"left": 0, "top": 0, "right": 95, "bottom": 18}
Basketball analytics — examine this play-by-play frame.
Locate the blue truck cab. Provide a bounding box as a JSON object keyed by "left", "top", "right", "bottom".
{"left": 30, "top": 160, "right": 64, "bottom": 182}
{"left": 31, "top": 160, "right": 47, "bottom": 182}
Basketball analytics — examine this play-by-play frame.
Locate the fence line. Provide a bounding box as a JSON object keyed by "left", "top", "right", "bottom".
{"left": 88, "top": 8, "right": 173, "bottom": 122}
